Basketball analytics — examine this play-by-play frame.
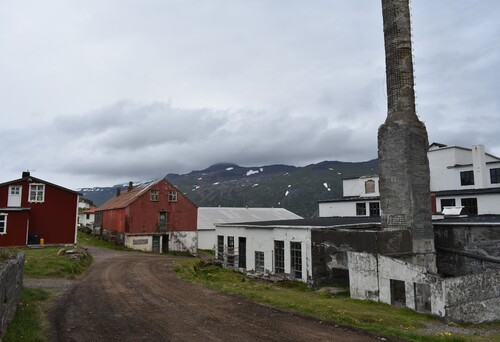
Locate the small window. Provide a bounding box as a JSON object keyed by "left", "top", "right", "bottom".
{"left": 255, "top": 251, "right": 264, "bottom": 272}
{"left": 0, "top": 214, "right": 7, "bottom": 234}
{"left": 168, "top": 190, "right": 178, "bottom": 202}
{"left": 440, "top": 198, "right": 456, "bottom": 208}
{"left": 365, "top": 180, "right": 375, "bottom": 194}
{"left": 29, "top": 184, "right": 45, "bottom": 203}
{"left": 274, "top": 240, "right": 285, "bottom": 274}
{"left": 150, "top": 190, "right": 159, "bottom": 201}
{"left": 490, "top": 168, "right": 500, "bottom": 184}
{"left": 369, "top": 202, "right": 380, "bottom": 217}
{"left": 356, "top": 203, "right": 366, "bottom": 216}
{"left": 290, "top": 242, "right": 302, "bottom": 279}
{"left": 217, "top": 235, "right": 224, "bottom": 261}
{"left": 227, "top": 236, "right": 235, "bottom": 266}
{"left": 461, "top": 198, "right": 478, "bottom": 215}
{"left": 460, "top": 170, "right": 474, "bottom": 186}
{"left": 86, "top": 213, "right": 90, "bottom": 220}
{"left": 10, "top": 186, "right": 21, "bottom": 195}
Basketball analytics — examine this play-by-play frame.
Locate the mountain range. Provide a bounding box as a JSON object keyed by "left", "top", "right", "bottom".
{"left": 79, "top": 159, "right": 379, "bottom": 218}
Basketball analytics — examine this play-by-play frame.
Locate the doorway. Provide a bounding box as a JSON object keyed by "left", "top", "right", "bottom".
{"left": 162, "top": 235, "right": 169, "bottom": 254}
{"left": 152, "top": 236, "right": 160, "bottom": 252}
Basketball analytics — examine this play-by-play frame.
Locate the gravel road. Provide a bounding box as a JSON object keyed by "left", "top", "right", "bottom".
{"left": 28, "top": 247, "right": 396, "bottom": 342}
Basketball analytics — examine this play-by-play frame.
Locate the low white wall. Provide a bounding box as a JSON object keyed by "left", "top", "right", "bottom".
{"left": 170, "top": 231, "right": 197, "bottom": 254}
{"left": 124, "top": 235, "right": 153, "bottom": 251}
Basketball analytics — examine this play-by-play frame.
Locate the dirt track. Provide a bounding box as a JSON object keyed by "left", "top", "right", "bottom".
{"left": 39, "top": 247, "right": 394, "bottom": 341}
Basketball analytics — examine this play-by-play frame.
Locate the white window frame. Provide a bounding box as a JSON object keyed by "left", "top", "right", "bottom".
{"left": 0, "top": 213, "right": 7, "bottom": 234}
{"left": 150, "top": 190, "right": 159, "bottom": 202}
{"left": 168, "top": 190, "right": 178, "bottom": 202}
{"left": 29, "top": 183, "right": 45, "bottom": 203}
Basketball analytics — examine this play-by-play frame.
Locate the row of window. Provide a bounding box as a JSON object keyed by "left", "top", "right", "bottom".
{"left": 9, "top": 184, "right": 46, "bottom": 203}
{"left": 441, "top": 198, "right": 478, "bottom": 215}
{"left": 217, "top": 236, "right": 303, "bottom": 279}
{"left": 150, "top": 190, "right": 177, "bottom": 202}
{"left": 460, "top": 168, "right": 500, "bottom": 186}
{"left": 356, "top": 202, "right": 380, "bottom": 216}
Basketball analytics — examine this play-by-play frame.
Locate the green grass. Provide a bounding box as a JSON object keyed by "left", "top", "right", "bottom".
{"left": 77, "top": 231, "right": 133, "bottom": 251}
{"left": 173, "top": 259, "right": 500, "bottom": 342}
{"left": 3, "top": 288, "right": 50, "bottom": 342}
{"left": 22, "top": 246, "right": 93, "bottom": 279}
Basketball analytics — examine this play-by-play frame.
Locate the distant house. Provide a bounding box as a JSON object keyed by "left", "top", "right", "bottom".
{"left": 198, "top": 207, "right": 302, "bottom": 250}
{"left": 78, "top": 207, "right": 96, "bottom": 227}
{"left": 319, "top": 144, "right": 500, "bottom": 217}
{"left": 95, "top": 179, "right": 198, "bottom": 254}
{"left": 0, "top": 171, "right": 80, "bottom": 247}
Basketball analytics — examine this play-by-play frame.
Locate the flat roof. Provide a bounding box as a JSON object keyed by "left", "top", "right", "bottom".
{"left": 217, "top": 216, "right": 381, "bottom": 229}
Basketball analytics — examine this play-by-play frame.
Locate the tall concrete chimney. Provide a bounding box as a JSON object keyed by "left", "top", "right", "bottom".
{"left": 378, "top": 0, "right": 435, "bottom": 271}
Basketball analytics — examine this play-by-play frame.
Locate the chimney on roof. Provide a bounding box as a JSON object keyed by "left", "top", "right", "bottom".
{"left": 128, "top": 181, "right": 133, "bottom": 192}
{"left": 116, "top": 188, "right": 121, "bottom": 197}
{"left": 22, "top": 171, "right": 30, "bottom": 178}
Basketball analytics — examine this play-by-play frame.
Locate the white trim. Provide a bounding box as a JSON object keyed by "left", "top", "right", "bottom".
{"left": 74, "top": 195, "right": 79, "bottom": 244}
{"left": 0, "top": 213, "right": 8, "bottom": 235}
{"left": 28, "top": 183, "right": 45, "bottom": 203}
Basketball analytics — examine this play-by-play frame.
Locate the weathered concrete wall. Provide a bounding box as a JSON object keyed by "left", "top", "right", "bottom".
{"left": 311, "top": 228, "right": 412, "bottom": 286}
{"left": 170, "top": 231, "right": 197, "bottom": 255}
{"left": 0, "top": 253, "right": 24, "bottom": 338}
{"left": 434, "top": 224, "right": 500, "bottom": 276}
{"left": 348, "top": 251, "right": 499, "bottom": 322}
{"left": 443, "top": 271, "right": 500, "bottom": 323}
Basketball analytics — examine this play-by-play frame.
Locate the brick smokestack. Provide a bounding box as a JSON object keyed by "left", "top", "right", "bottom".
{"left": 378, "top": 0, "right": 435, "bottom": 270}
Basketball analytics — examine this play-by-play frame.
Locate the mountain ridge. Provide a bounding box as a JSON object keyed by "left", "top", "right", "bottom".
{"left": 80, "top": 159, "right": 379, "bottom": 218}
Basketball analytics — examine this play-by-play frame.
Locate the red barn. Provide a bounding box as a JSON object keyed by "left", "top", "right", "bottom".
{"left": 95, "top": 179, "right": 198, "bottom": 254}
{"left": 0, "top": 172, "right": 79, "bottom": 247}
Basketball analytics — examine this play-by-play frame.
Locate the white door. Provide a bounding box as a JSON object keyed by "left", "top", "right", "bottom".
{"left": 8, "top": 186, "right": 22, "bottom": 207}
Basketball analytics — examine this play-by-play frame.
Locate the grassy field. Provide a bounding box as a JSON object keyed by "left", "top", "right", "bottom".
{"left": 22, "top": 246, "right": 93, "bottom": 279}
{"left": 77, "top": 231, "right": 134, "bottom": 251}
{"left": 3, "top": 288, "right": 50, "bottom": 342}
{"left": 173, "top": 259, "right": 500, "bottom": 342}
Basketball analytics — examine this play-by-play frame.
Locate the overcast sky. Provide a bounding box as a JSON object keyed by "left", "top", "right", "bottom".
{"left": 1, "top": 1, "right": 499, "bottom": 189}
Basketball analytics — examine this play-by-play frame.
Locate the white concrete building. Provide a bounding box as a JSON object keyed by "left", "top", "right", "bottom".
{"left": 197, "top": 207, "right": 302, "bottom": 250}
{"left": 78, "top": 208, "right": 96, "bottom": 227}
{"left": 319, "top": 144, "right": 500, "bottom": 217}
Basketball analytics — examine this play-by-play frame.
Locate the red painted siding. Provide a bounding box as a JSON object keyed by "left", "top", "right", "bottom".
{"left": 0, "top": 211, "right": 29, "bottom": 247}
{"left": 0, "top": 176, "right": 78, "bottom": 246}
{"left": 99, "top": 179, "right": 197, "bottom": 235}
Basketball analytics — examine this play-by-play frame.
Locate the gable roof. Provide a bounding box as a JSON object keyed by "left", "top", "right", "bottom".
{"left": 0, "top": 174, "right": 80, "bottom": 196}
{"left": 198, "top": 207, "right": 302, "bottom": 230}
{"left": 96, "top": 179, "right": 161, "bottom": 211}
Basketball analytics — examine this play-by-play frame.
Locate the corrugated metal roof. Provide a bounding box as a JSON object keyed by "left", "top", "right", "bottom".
{"left": 197, "top": 207, "right": 302, "bottom": 230}
{"left": 96, "top": 180, "right": 160, "bottom": 211}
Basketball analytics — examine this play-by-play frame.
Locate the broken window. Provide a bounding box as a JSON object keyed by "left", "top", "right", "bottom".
{"left": 255, "top": 251, "right": 264, "bottom": 272}
{"left": 217, "top": 235, "right": 224, "bottom": 261}
{"left": 390, "top": 279, "right": 406, "bottom": 307}
{"left": 238, "top": 237, "right": 246, "bottom": 268}
{"left": 364, "top": 180, "right": 375, "bottom": 194}
{"left": 461, "top": 198, "right": 478, "bottom": 215}
{"left": 414, "top": 283, "right": 431, "bottom": 313}
{"left": 356, "top": 202, "right": 366, "bottom": 216}
{"left": 290, "top": 241, "right": 302, "bottom": 279}
{"left": 369, "top": 202, "right": 380, "bottom": 217}
{"left": 168, "top": 190, "right": 178, "bottom": 202}
{"left": 274, "top": 240, "right": 285, "bottom": 274}
{"left": 150, "top": 190, "right": 159, "bottom": 201}
{"left": 460, "top": 170, "right": 474, "bottom": 186}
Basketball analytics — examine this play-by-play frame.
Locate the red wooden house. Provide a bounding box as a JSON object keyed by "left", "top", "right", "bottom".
{"left": 0, "top": 172, "right": 79, "bottom": 247}
{"left": 95, "top": 179, "right": 198, "bottom": 254}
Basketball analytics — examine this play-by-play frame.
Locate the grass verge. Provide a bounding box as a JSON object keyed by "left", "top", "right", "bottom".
{"left": 77, "top": 231, "right": 134, "bottom": 251}
{"left": 173, "top": 259, "right": 500, "bottom": 342}
{"left": 22, "top": 246, "right": 93, "bottom": 279}
{"left": 3, "top": 288, "right": 50, "bottom": 342}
